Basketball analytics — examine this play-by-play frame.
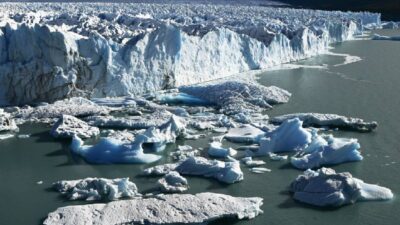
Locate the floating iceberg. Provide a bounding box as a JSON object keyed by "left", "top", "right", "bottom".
{"left": 372, "top": 34, "right": 400, "bottom": 41}
{"left": 290, "top": 168, "right": 394, "bottom": 207}
{"left": 241, "top": 157, "right": 266, "bottom": 167}
{"left": 291, "top": 135, "right": 363, "bottom": 169}
{"left": 257, "top": 118, "right": 312, "bottom": 154}
{"left": 50, "top": 115, "right": 99, "bottom": 139}
{"left": 44, "top": 192, "right": 263, "bottom": 225}
{"left": 157, "top": 171, "right": 189, "bottom": 193}
{"left": 208, "top": 141, "right": 237, "bottom": 158}
{"left": 225, "top": 124, "right": 265, "bottom": 143}
{"left": 144, "top": 156, "right": 244, "bottom": 184}
{"left": 270, "top": 113, "right": 378, "bottom": 132}
{"left": 170, "top": 145, "right": 201, "bottom": 161}
{"left": 0, "top": 109, "right": 18, "bottom": 132}
{"left": 53, "top": 177, "right": 140, "bottom": 201}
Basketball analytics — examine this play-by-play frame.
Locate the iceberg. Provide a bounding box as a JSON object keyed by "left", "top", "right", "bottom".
{"left": 0, "top": 109, "right": 18, "bottom": 132}
{"left": 43, "top": 192, "right": 263, "bottom": 225}
{"left": 208, "top": 141, "right": 237, "bottom": 158}
{"left": 157, "top": 171, "right": 189, "bottom": 193}
{"left": 143, "top": 156, "right": 244, "bottom": 184}
{"left": 291, "top": 135, "right": 363, "bottom": 169}
{"left": 0, "top": 2, "right": 379, "bottom": 105}
{"left": 50, "top": 114, "right": 100, "bottom": 139}
{"left": 290, "top": 168, "right": 394, "bottom": 207}
{"left": 270, "top": 113, "right": 378, "bottom": 132}
{"left": 53, "top": 177, "right": 140, "bottom": 201}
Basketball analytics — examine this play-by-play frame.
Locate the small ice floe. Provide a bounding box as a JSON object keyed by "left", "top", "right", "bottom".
{"left": 0, "top": 133, "right": 14, "bottom": 140}
{"left": 157, "top": 171, "right": 189, "bottom": 193}
{"left": 372, "top": 34, "right": 400, "bottom": 41}
{"left": 170, "top": 145, "right": 200, "bottom": 161}
{"left": 268, "top": 152, "right": 288, "bottom": 161}
{"left": 50, "top": 115, "right": 100, "bottom": 139}
{"left": 53, "top": 177, "right": 140, "bottom": 201}
{"left": 17, "top": 134, "right": 31, "bottom": 139}
{"left": 208, "top": 141, "right": 237, "bottom": 158}
{"left": 241, "top": 157, "right": 266, "bottom": 167}
{"left": 290, "top": 168, "right": 394, "bottom": 207}
{"left": 249, "top": 167, "right": 271, "bottom": 173}
{"left": 37, "top": 181, "right": 43, "bottom": 185}
{"left": 270, "top": 113, "right": 378, "bottom": 132}
{"left": 143, "top": 156, "right": 243, "bottom": 184}
{"left": 225, "top": 124, "right": 265, "bottom": 143}
{"left": 44, "top": 192, "right": 263, "bottom": 225}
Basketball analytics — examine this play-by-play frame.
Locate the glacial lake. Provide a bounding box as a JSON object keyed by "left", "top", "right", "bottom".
{"left": 0, "top": 29, "right": 399, "bottom": 225}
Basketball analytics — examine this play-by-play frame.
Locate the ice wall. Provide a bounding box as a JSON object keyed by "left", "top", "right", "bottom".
{"left": 0, "top": 3, "right": 381, "bottom": 106}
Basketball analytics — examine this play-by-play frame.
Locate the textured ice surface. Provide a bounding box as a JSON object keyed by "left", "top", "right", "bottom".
{"left": 258, "top": 118, "right": 312, "bottom": 154}
{"left": 291, "top": 135, "right": 363, "bottom": 169}
{"left": 50, "top": 115, "right": 99, "bottom": 139}
{"left": 225, "top": 124, "right": 265, "bottom": 143}
{"left": 180, "top": 81, "right": 291, "bottom": 115}
{"left": 372, "top": 34, "right": 400, "bottom": 41}
{"left": 0, "top": 3, "right": 379, "bottom": 105}
{"left": 53, "top": 177, "right": 140, "bottom": 201}
{"left": 157, "top": 171, "right": 189, "bottom": 193}
{"left": 43, "top": 192, "right": 263, "bottom": 225}
{"left": 0, "top": 109, "right": 18, "bottom": 132}
{"left": 271, "top": 113, "right": 378, "bottom": 132}
{"left": 143, "top": 156, "right": 244, "bottom": 184}
{"left": 290, "top": 168, "right": 393, "bottom": 207}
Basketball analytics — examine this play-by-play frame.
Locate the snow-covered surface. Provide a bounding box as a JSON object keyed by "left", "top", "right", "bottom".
{"left": 53, "top": 177, "right": 140, "bottom": 201}
{"left": 290, "top": 168, "right": 393, "bottom": 207}
{"left": 271, "top": 113, "right": 378, "bottom": 132}
{"left": 0, "top": 3, "right": 380, "bottom": 106}
{"left": 157, "top": 171, "right": 189, "bottom": 193}
{"left": 44, "top": 192, "right": 263, "bottom": 225}
{"left": 143, "top": 156, "right": 244, "bottom": 184}
{"left": 50, "top": 114, "right": 99, "bottom": 139}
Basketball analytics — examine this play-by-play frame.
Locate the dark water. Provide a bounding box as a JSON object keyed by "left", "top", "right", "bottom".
{"left": 1, "top": 30, "right": 400, "bottom": 225}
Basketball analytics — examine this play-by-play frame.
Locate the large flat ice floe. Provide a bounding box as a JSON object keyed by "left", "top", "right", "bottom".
{"left": 44, "top": 192, "right": 263, "bottom": 225}
{"left": 50, "top": 115, "right": 100, "bottom": 139}
{"left": 270, "top": 113, "right": 378, "bottom": 132}
{"left": 0, "top": 2, "right": 380, "bottom": 105}
{"left": 290, "top": 168, "right": 393, "bottom": 207}
{"left": 53, "top": 177, "right": 140, "bottom": 201}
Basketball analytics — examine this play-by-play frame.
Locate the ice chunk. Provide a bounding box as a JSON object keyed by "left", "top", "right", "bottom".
{"left": 225, "top": 124, "right": 265, "bottom": 143}
{"left": 71, "top": 135, "right": 161, "bottom": 164}
{"left": 170, "top": 145, "right": 200, "bottom": 161}
{"left": 44, "top": 192, "right": 263, "bottom": 225}
{"left": 208, "top": 141, "right": 237, "bottom": 158}
{"left": 250, "top": 167, "right": 271, "bottom": 173}
{"left": 0, "top": 109, "right": 18, "bottom": 132}
{"left": 290, "top": 168, "right": 394, "bottom": 207}
{"left": 241, "top": 157, "right": 266, "bottom": 167}
{"left": 53, "top": 177, "right": 140, "bottom": 201}
{"left": 50, "top": 115, "right": 100, "bottom": 139}
{"left": 157, "top": 171, "right": 189, "bottom": 193}
{"left": 291, "top": 135, "right": 363, "bottom": 169}
{"left": 267, "top": 153, "right": 288, "bottom": 161}
{"left": 257, "top": 118, "right": 312, "bottom": 154}
{"left": 271, "top": 113, "right": 378, "bottom": 132}
{"left": 0, "top": 133, "right": 14, "bottom": 140}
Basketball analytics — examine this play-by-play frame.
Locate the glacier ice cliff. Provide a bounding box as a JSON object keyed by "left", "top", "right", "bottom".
{"left": 53, "top": 177, "right": 140, "bottom": 201}
{"left": 44, "top": 192, "right": 263, "bottom": 225}
{"left": 0, "top": 3, "right": 380, "bottom": 106}
{"left": 290, "top": 168, "right": 393, "bottom": 207}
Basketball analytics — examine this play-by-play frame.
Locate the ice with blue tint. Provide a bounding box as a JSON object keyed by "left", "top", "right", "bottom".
{"left": 71, "top": 135, "right": 161, "bottom": 164}
{"left": 291, "top": 135, "right": 363, "bottom": 170}
{"left": 257, "top": 118, "right": 312, "bottom": 154}
{"left": 208, "top": 141, "right": 237, "bottom": 158}
{"left": 290, "top": 168, "right": 394, "bottom": 207}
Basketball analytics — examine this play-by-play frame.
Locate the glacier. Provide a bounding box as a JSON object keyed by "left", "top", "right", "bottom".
{"left": 44, "top": 192, "right": 263, "bottom": 225}
{"left": 290, "top": 168, "right": 394, "bottom": 207}
{"left": 0, "top": 3, "right": 380, "bottom": 106}
{"left": 52, "top": 177, "right": 141, "bottom": 201}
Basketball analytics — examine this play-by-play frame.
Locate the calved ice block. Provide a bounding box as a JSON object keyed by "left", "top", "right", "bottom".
{"left": 50, "top": 114, "right": 99, "bottom": 139}
{"left": 270, "top": 113, "right": 378, "bottom": 132}
{"left": 290, "top": 168, "right": 393, "bottom": 207}
{"left": 157, "top": 171, "right": 189, "bottom": 193}
{"left": 43, "top": 192, "right": 263, "bottom": 225}
{"left": 53, "top": 177, "right": 140, "bottom": 201}
{"left": 0, "top": 109, "right": 18, "bottom": 132}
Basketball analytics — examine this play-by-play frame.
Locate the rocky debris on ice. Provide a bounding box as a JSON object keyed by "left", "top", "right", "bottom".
{"left": 13, "top": 98, "right": 109, "bottom": 123}
{"left": 290, "top": 168, "right": 394, "bottom": 207}
{"left": 53, "top": 177, "right": 140, "bottom": 201}
{"left": 43, "top": 192, "right": 263, "bottom": 225}
{"left": 208, "top": 141, "right": 237, "bottom": 158}
{"left": 157, "top": 171, "right": 189, "bottom": 193}
{"left": 372, "top": 34, "right": 400, "bottom": 41}
{"left": 0, "top": 109, "right": 18, "bottom": 132}
{"left": 143, "top": 156, "right": 244, "bottom": 184}
{"left": 50, "top": 115, "right": 99, "bottom": 139}
{"left": 270, "top": 113, "right": 378, "bottom": 132}
{"left": 225, "top": 124, "right": 265, "bottom": 143}
{"left": 291, "top": 134, "right": 363, "bottom": 169}
{"left": 179, "top": 81, "right": 291, "bottom": 115}
{"left": 86, "top": 109, "right": 172, "bottom": 130}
